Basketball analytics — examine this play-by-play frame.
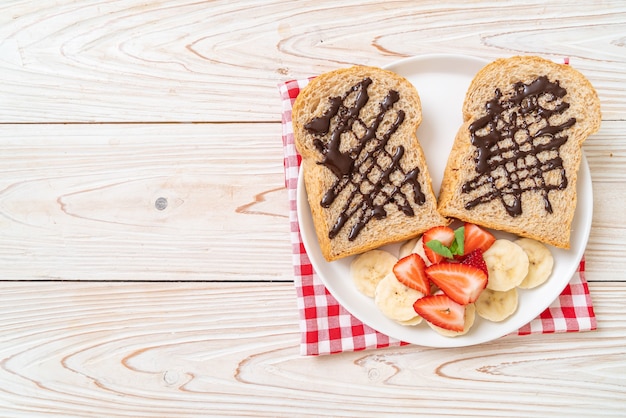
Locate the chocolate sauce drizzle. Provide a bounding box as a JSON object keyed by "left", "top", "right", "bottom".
{"left": 304, "top": 77, "right": 425, "bottom": 241}
{"left": 462, "top": 76, "right": 576, "bottom": 217}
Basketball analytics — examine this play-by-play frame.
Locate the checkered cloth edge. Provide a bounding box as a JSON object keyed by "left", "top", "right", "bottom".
{"left": 278, "top": 77, "right": 596, "bottom": 356}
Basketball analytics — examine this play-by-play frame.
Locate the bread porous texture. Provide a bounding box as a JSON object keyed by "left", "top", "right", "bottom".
{"left": 293, "top": 66, "right": 448, "bottom": 261}
{"left": 438, "top": 56, "right": 601, "bottom": 248}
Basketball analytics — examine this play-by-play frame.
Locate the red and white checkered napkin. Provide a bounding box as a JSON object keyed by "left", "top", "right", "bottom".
{"left": 279, "top": 78, "right": 597, "bottom": 356}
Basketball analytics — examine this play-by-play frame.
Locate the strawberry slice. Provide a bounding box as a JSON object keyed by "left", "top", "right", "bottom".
{"left": 425, "top": 263, "right": 488, "bottom": 305}
{"left": 393, "top": 253, "right": 430, "bottom": 295}
{"left": 463, "top": 223, "right": 496, "bottom": 255}
{"left": 413, "top": 294, "right": 465, "bottom": 332}
{"left": 460, "top": 248, "right": 488, "bottom": 277}
{"left": 422, "top": 225, "right": 455, "bottom": 264}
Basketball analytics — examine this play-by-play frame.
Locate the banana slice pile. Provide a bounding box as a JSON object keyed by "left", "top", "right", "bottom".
{"left": 350, "top": 233, "right": 554, "bottom": 337}
{"left": 476, "top": 238, "right": 554, "bottom": 322}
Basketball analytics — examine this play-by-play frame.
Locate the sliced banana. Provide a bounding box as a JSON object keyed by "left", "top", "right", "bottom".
{"left": 514, "top": 238, "right": 554, "bottom": 289}
{"left": 350, "top": 249, "right": 398, "bottom": 297}
{"left": 483, "top": 239, "right": 529, "bottom": 291}
{"left": 399, "top": 237, "right": 420, "bottom": 259}
{"left": 411, "top": 236, "right": 431, "bottom": 266}
{"left": 475, "top": 288, "right": 519, "bottom": 322}
{"left": 428, "top": 304, "right": 476, "bottom": 337}
{"left": 374, "top": 273, "right": 424, "bottom": 323}
{"left": 398, "top": 315, "right": 423, "bottom": 326}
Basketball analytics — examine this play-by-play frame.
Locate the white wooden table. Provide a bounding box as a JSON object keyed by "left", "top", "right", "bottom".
{"left": 1, "top": 1, "right": 625, "bottom": 416}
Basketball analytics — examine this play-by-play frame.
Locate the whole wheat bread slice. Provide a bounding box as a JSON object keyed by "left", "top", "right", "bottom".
{"left": 293, "top": 66, "right": 447, "bottom": 261}
{"left": 438, "top": 56, "right": 601, "bottom": 248}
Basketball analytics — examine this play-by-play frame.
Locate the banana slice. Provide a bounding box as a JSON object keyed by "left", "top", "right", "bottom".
{"left": 514, "top": 238, "right": 554, "bottom": 289}
{"left": 399, "top": 237, "right": 420, "bottom": 259}
{"left": 483, "top": 239, "right": 529, "bottom": 291}
{"left": 475, "top": 288, "right": 519, "bottom": 322}
{"left": 350, "top": 249, "right": 398, "bottom": 297}
{"left": 374, "top": 273, "right": 424, "bottom": 323}
{"left": 411, "top": 236, "right": 431, "bottom": 266}
{"left": 428, "top": 303, "right": 476, "bottom": 337}
{"left": 399, "top": 236, "right": 430, "bottom": 266}
{"left": 398, "top": 315, "right": 423, "bottom": 326}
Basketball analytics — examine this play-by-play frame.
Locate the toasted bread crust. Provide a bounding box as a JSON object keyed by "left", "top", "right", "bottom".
{"left": 438, "top": 56, "right": 601, "bottom": 248}
{"left": 294, "top": 66, "right": 447, "bottom": 261}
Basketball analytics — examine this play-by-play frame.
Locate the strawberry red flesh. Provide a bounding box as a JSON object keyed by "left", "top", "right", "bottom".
{"left": 393, "top": 253, "right": 430, "bottom": 295}
{"left": 422, "top": 225, "right": 456, "bottom": 264}
{"left": 463, "top": 223, "right": 496, "bottom": 255}
{"left": 425, "top": 262, "right": 488, "bottom": 305}
{"left": 460, "top": 248, "right": 489, "bottom": 277}
{"left": 413, "top": 294, "right": 465, "bottom": 332}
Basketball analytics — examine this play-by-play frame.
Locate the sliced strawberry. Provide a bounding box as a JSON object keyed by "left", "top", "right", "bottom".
{"left": 413, "top": 294, "right": 465, "bottom": 332}
{"left": 393, "top": 253, "right": 430, "bottom": 295}
{"left": 425, "top": 262, "right": 488, "bottom": 305}
{"left": 460, "top": 248, "right": 488, "bottom": 277}
{"left": 463, "top": 223, "right": 496, "bottom": 255}
{"left": 422, "top": 225, "right": 455, "bottom": 264}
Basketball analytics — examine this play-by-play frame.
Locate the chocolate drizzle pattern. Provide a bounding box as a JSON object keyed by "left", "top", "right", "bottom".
{"left": 304, "top": 77, "right": 425, "bottom": 241}
{"left": 463, "top": 76, "right": 576, "bottom": 217}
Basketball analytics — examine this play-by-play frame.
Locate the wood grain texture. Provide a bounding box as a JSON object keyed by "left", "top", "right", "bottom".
{"left": 0, "top": 123, "right": 292, "bottom": 281}
{"left": 584, "top": 121, "right": 626, "bottom": 281}
{"left": 0, "top": 281, "right": 624, "bottom": 417}
{"left": 0, "top": 0, "right": 624, "bottom": 122}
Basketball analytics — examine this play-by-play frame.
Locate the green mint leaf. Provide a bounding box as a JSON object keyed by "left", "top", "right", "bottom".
{"left": 451, "top": 226, "right": 465, "bottom": 256}
{"left": 426, "top": 240, "right": 453, "bottom": 259}
{"left": 449, "top": 240, "right": 459, "bottom": 255}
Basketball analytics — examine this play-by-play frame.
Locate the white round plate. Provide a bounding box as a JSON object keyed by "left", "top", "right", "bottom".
{"left": 296, "top": 54, "right": 592, "bottom": 347}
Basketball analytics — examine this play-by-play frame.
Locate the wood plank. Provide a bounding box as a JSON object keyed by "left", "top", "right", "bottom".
{"left": 0, "top": 281, "right": 623, "bottom": 416}
{"left": 0, "top": 121, "right": 624, "bottom": 282}
{"left": 1, "top": 1, "right": 624, "bottom": 122}
{"left": 584, "top": 121, "right": 626, "bottom": 281}
{"left": 0, "top": 122, "right": 293, "bottom": 281}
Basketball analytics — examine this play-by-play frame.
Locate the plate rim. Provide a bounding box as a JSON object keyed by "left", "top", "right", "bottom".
{"left": 295, "top": 53, "right": 593, "bottom": 347}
